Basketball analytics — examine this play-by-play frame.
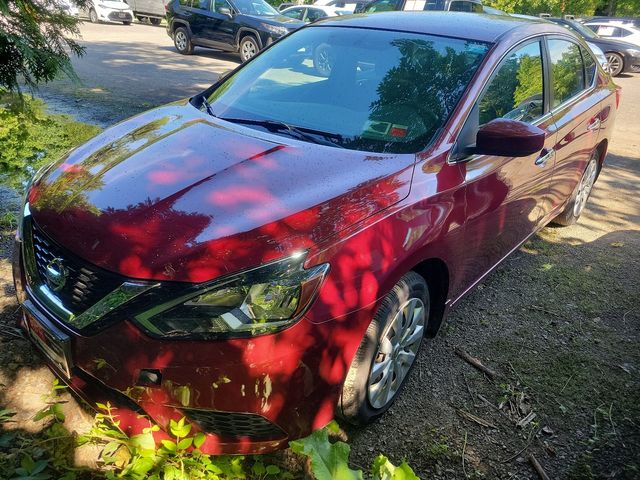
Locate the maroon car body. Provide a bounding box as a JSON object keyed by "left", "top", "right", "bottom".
{"left": 13, "top": 12, "right": 618, "bottom": 454}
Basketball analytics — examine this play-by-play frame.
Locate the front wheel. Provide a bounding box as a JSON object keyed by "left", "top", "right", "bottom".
{"left": 123, "top": 20, "right": 131, "bottom": 25}
{"left": 239, "top": 35, "right": 259, "bottom": 62}
{"left": 150, "top": 17, "right": 161, "bottom": 25}
{"left": 339, "top": 271, "right": 429, "bottom": 425}
{"left": 605, "top": 52, "right": 624, "bottom": 77}
{"left": 552, "top": 153, "right": 599, "bottom": 226}
{"left": 174, "top": 27, "right": 193, "bottom": 55}
{"left": 89, "top": 7, "right": 98, "bottom": 22}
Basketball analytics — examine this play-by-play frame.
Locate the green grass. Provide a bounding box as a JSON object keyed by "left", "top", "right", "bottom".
{"left": 0, "top": 92, "right": 102, "bottom": 192}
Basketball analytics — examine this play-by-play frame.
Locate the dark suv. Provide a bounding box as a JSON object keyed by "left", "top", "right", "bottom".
{"left": 166, "top": 0, "right": 304, "bottom": 61}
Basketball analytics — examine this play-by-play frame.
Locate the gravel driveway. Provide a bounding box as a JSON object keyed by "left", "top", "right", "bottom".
{"left": 2, "top": 26, "right": 639, "bottom": 477}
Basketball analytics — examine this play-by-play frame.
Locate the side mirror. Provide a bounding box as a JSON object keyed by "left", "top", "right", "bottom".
{"left": 218, "top": 6, "right": 232, "bottom": 16}
{"left": 473, "top": 118, "right": 545, "bottom": 157}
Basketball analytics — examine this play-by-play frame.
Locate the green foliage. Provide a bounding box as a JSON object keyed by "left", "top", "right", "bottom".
{"left": 371, "top": 455, "right": 419, "bottom": 480}
{"left": 0, "top": 0, "right": 90, "bottom": 91}
{"left": 0, "top": 92, "right": 101, "bottom": 192}
{"left": 290, "top": 422, "right": 362, "bottom": 480}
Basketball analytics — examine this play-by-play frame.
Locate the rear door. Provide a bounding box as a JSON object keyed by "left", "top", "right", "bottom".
{"left": 454, "top": 39, "right": 558, "bottom": 285}
{"left": 543, "top": 37, "right": 603, "bottom": 221}
{"left": 197, "top": 0, "right": 236, "bottom": 47}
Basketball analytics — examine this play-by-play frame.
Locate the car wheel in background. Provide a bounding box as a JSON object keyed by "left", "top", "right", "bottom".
{"left": 552, "top": 152, "right": 599, "bottom": 226}
{"left": 89, "top": 7, "right": 98, "bottom": 22}
{"left": 174, "top": 27, "right": 194, "bottom": 55}
{"left": 239, "top": 35, "right": 259, "bottom": 62}
{"left": 339, "top": 271, "right": 429, "bottom": 425}
{"left": 605, "top": 52, "right": 624, "bottom": 77}
{"left": 150, "top": 17, "right": 162, "bottom": 25}
{"left": 314, "top": 43, "right": 334, "bottom": 77}
{"left": 123, "top": 20, "right": 131, "bottom": 25}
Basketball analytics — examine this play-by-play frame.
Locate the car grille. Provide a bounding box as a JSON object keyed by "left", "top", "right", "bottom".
{"left": 183, "top": 409, "right": 286, "bottom": 440}
{"left": 31, "top": 222, "right": 123, "bottom": 315}
{"left": 108, "top": 11, "right": 132, "bottom": 21}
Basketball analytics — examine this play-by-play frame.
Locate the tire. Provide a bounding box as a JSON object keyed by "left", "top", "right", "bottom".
{"left": 123, "top": 21, "right": 131, "bottom": 25}
{"left": 339, "top": 271, "right": 429, "bottom": 425}
{"left": 552, "top": 152, "right": 599, "bottom": 226}
{"left": 239, "top": 35, "right": 259, "bottom": 62}
{"left": 173, "top": 27, "right": 193, "bottom": 55}
{"left": 150, "top": 17, "right": 161, "bottom": 25}
{"left": 314, "top": 43, "right": 334, "bottom": 77}
{"left": 605, "top": 52, "right": 624, "bottom": 77}
{"left": 89, "top": 7, "right": 98, "bottom": 22}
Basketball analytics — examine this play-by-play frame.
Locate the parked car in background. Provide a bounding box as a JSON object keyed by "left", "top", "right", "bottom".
{"left": 581, "top": 16, "right": 640, "bottom": 28}
{"left": 165, "top": 0, "right": 304, "bottom": 61}
{"left": 124, "top": 0, "right": 166, "bottom": 24}
{"left": 549, "top": 17, "right": 640, "bottom": 76}
{"left": 583, "top": 20, "right": 640, "bottom": 47}
{"left": 313, "top": 0, "right": 373, "bottom": 13}
{"left": 356, "top": 0, "right": 482, "bottom": 14}
{"left": 58, "top": 0, "right": 80, "bottom": 16}
{"left": 280, "top": 4, "right": 350, "bottom": 21}
{"left": 14, "top": 12, "right": 618, "bottom": 456}
{"left": 278, "top": 1, "right": 295, "bottom": 10}
{"left": 79, "top": 0, "right": 134, "bottom": 24}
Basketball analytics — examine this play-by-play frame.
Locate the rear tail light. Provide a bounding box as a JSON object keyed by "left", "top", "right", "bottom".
{"left": 615, "top": 86, "right": 622, "bottom": 109}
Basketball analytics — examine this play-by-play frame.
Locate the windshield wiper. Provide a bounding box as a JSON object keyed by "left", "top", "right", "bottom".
{"left": 219, "top": 117, "right": 344, "bottom": 148}
{"left": 200, "top": 97, "right": 216, "bottom": 117}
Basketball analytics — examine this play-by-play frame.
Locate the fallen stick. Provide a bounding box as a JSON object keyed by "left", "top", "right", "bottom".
{"left": 457, "top": 409, "right": 497, "bottom": 429}
{"left": 517, "top": 411, "right": 537, "bottom": 428}
{"left": 455, "top": 347, "right": 498, "bottom": 380}
{"left": 528, "top": 454, "right": 551, "bottom": 480}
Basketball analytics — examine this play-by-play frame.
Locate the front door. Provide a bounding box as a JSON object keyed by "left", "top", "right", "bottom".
{"left": 456, "top": 39, "right": 558, "bottom": 286}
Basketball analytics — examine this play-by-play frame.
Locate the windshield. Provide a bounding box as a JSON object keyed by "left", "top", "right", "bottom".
{"left": 205, "top": 26, "right": 490, "bottom": 153}
{"left": 231, "top": 0, "right": 278, "bottom": 15}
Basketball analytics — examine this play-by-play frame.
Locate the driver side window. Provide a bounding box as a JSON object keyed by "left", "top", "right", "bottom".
{"left": 214, "top": 0, "right": 232, "bottom": 13}
{"left": 478, "top": 41, "right": 544, "bottom": 125}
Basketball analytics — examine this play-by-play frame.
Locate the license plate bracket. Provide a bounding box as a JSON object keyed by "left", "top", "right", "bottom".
{"left": 24, "top": 304, "right": 73, "bottom": 379}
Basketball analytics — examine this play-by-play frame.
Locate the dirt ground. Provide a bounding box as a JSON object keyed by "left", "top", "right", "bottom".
{"left": 1, "top": 74, "right": 639, "bottom": 479}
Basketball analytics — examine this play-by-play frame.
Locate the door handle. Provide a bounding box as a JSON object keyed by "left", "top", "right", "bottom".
{"left": 535, "top": 148, "right": 554, "bottom": 167}
{"left": 587, "top": 118, "right": 601, "bottom": 131}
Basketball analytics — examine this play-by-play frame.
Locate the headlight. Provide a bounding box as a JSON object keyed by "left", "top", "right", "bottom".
{"left": 134, "top": 253, "right": 329, "bottom": 339}
{"left": 262, "top": 23, "right": 289, "bottom": 37}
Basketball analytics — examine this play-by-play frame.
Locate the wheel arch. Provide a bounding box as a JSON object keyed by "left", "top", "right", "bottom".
{"left": 236, "top": 28, "right": 263, "bottom": 50}
{"left": 171, "top": 19, "right": 191, "bottom": 35}
{"left": 410, "top": 257, "right": 450, "bottom": 337}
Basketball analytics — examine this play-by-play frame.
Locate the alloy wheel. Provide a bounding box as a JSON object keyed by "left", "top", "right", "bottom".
{"left": 175, "top": 31, "right": 187, "bottom": 52}
{"left": 241, "top": 40, "right": 257, "bottom": 61}
{"left": 573, "top": 158, "right": 598, "bottom": 218}
{"left": 367, "top": 298, "right": 425, "bottom": 409}
{"left": 605, "top": 53, "right": 623, "bottom": 76}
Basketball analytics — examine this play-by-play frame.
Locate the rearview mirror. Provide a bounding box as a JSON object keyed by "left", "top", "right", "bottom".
{"left": 218, "top": 6, "right": 232, "bottom": 16}
{"left": 473, "top": 118, "right": 545, "bottom": 157}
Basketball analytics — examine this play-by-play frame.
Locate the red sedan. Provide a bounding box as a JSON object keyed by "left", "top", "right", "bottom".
{"left": 13, "top": 12, "right": 619, "bottom": 454}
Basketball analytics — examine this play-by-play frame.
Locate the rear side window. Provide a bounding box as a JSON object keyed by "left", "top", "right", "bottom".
{"left": 282, "top": 7, "right": 304, "bottom": 18}
{"left": 581, "top": 47, "right": 597, "bottom": 86}
{"left": 306, "top": 8, "right": 325, "bottom": 21}
{"left": 478, "top": 41, "right": 544, "bottom": 125}
{"left": 548, "top": 39, "right": 585, "bottom": 107}
{"left": 448, "top": 0, "right": 482, "bottom": 12}
{"left": 365, "top": 0, "right": 400, "bottom": 12}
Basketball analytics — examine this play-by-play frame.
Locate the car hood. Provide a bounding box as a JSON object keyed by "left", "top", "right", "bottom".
{"left": 28, "top": 103, "right": 414, "bottom": 283}
{"left": 252, "top": 14, "right": 305, "bottom": 27}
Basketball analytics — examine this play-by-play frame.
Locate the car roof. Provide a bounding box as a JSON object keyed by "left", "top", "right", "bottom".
{"left": 313, "top": 11, "right": 564, "bottom": 43}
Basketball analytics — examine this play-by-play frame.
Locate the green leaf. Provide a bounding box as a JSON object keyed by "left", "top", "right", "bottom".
{"left": 290, "top": 427, "right": 363, "bottom": 480}
{"left": 371, "top": 455, "right": 419, "bottom": 480}
{"left": 21, "top": 454, "right": 36, "bottom": 473}
{"left": 129, "top": 432, "right": 156, "bottom": 451}
{"left": 252, "top": 461, "right": 266, "bottom": 475}
{"left": 177, "top": 437, "right": 193, "bottom": 450}
{"left": 266, "top": 464, "right": 281, "bottom": 475}
{"left": 160, "top": 439, "right": 177, "bottom": 453}
{"left": 169, "top": 417, "right": 192, "bottom": 438}
{"left": 193, "top": 432, "right": 206, "bottom": 449}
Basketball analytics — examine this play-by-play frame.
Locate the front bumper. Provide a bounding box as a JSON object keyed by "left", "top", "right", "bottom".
{"left": 12, "top": 233, "right": 345, "bottom": 454}
{"left": 96, "top": 6, "right": 133, "bottom": 22}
